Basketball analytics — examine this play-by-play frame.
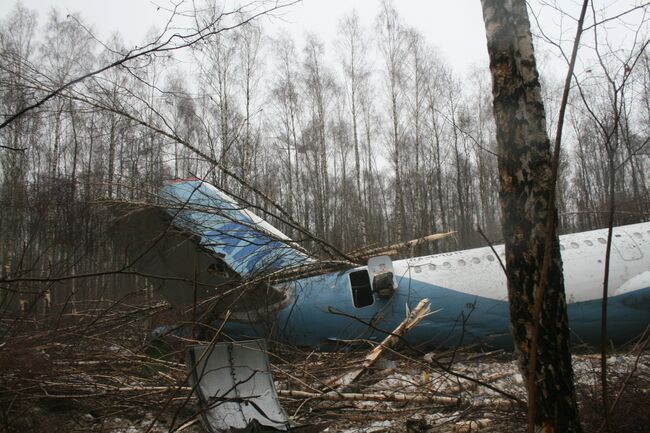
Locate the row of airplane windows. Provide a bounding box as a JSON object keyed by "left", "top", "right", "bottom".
{"left": 410, "top": 230, "right": 649, "bottom": 273}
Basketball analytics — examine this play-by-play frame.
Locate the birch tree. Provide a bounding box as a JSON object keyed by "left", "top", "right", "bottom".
{"left": 480, "top": 1, "right": 582, "bottom": 431}
{"left": 377, "top": 0, "right": 407, "bottom": 241}
{"left": 337, "top": 10, "right": 369, "bottom": 244}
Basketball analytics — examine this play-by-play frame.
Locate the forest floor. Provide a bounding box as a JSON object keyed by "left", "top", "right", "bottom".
{"left": 1, "top": 309, "right": 648, "bottom": 433}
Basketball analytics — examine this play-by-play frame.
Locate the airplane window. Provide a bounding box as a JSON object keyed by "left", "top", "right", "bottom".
{"left": 458, "top": 259, "right": 466, "bottom": 266}
{"left": 598, "top": 238, "right": 606, "bottom": 244}
{"left": 349, "top": 270, "right": 374, "bottom": 308}
{"left": 428, "top": 264, "right": 436, "bottom": 271}
{"left": 414, "top": 266, "right": 422, "bottom": 273}
{"left": 487, "top": 255, "right": 494, "bottom": 262}
{"left": 571, "top": 242, "right": 579, "bottom": 249}
{"left": 472, "top": 257, "right": 480, "bottom": 264}
{"left": 443, "top": 261, "right": 451, "bottom": 268}
{"left": 584, "top": 240, "right": 593, "bottom": 246}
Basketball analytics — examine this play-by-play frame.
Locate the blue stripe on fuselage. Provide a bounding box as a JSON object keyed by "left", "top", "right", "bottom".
{"left": 220, "top": 270, "right": 650, "bottom": 350}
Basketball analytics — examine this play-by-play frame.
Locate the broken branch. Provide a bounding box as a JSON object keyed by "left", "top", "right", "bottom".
{"left": 327, "top": 298, "right": 432, "bottom": 390}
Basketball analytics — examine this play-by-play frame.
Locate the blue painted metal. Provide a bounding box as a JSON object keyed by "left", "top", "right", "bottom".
{"left": 160, "top": 179, "right": 310, "bottom": 277}
{"left": 221, "top": 268, "right": 650, "bottom": 349}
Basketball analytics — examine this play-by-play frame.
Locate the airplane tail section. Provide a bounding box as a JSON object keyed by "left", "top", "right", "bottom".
{"left": 161, "top": 179, "right": 311, "bottom": 278}
{"left": 108, "top": 179, "right": 311, "bottom": 312}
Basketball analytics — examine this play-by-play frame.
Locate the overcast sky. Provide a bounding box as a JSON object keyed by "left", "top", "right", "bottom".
{"left": 3, "top": 0, "right": 491, "bottom": 74}
{"left": 2, "top": 0, "right": 645, "bottom": 81}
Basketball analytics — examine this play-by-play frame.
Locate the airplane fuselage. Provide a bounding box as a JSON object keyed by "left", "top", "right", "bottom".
{"left": 224, "top": 223, "right": 650, "bottom": 349}
{"left": 131, "top": 180, "right": 649, "bottom": 350}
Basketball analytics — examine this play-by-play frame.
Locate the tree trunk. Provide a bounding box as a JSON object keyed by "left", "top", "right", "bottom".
{"left": 480, "top": 1, "right": 582, "bottom": 432}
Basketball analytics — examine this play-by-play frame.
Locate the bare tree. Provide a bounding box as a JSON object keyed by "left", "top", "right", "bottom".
{"left": 480, "top": 0, "right": 582, "bottom": 431}
{"left": 377, "top": 0, "right": 408, "bottom": 241}
{"left": 302, "top": 34, "right": 333, "bottom": 239}
{"left": 235, "top": 21, "right": 263, "bottom": 191}
{"left": 571, "top": 4, "right": 650, "bottom": 427}
{"left": 337, "top": 10, "right": 369, "bottom": 245}
{"left": 269, "top": 32, "right": 302, "bottom": 228}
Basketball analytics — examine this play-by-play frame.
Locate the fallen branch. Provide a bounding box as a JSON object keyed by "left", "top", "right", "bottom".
{"left": 447, "top": 371, "right": 515, "bottom": 394}
{"left": 350, "top": 232, "right": 456, "bottom": 260}
{"left": 277, "top": 389, "right": 459, "bottom": 406}
{"left": 453, "top": 418, "right": 494, "bottom": 432}
{"left": 327, "top": 299, "right": 432, "bottom": 390}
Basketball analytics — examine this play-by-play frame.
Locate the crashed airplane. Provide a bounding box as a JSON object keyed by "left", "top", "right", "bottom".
{"left": 111, "top": 178, "right": 650, "bottom": 432}
{"left": 112, "top": 178, "right": 650, "bottom": 349}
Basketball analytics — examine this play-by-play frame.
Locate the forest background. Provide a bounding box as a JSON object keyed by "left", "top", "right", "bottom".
{"left": 0, "top": 0, "right": 648, "bottom": 313}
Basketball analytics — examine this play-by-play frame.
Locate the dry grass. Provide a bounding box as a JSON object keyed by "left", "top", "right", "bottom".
{"left": 0, "top": 300, "right": 647, "bottom": 433}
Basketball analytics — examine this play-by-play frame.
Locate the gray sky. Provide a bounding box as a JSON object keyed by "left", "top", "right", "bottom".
{"left": 2, "top": 0, "right": 645, "bottom": 80}
{"left": 4, "top": 0, "right": 490, "bottom": 74}
{"left": 278, "top": 0, "right": 489, "bottom": 73}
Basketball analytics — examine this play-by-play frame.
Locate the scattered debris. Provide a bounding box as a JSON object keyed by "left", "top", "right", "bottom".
{"left": 1, "top": 306, "right": 648, "bottom": 433}
{"left": 187, "top": 340, "right": 324, "bottom": 432}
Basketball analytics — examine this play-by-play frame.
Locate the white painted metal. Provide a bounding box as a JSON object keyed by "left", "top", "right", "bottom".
{"left": 395, "top": 222, "right": 650, "bottom": 304}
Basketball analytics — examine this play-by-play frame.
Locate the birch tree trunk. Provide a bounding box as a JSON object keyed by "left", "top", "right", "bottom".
{"left": 480, "top": 1, "right": 582, "bottom": 432}
{"left": 378, "top": 0, "right": 407, "bottom": 241}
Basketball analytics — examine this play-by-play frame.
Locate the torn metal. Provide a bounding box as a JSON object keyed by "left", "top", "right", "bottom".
{"left": 186, "top": 339, "right": 323, "bottom": 433}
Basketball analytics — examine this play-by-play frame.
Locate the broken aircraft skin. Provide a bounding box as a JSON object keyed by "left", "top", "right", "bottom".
{"left": 115, "top": 178, "right": 650, "bottom": 351}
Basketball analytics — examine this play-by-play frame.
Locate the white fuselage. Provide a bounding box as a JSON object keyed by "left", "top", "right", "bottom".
{"left": 395, "top": 222, "right": 650, "bottom": 304}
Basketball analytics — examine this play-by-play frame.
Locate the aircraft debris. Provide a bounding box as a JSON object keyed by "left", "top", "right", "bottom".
{"left": 186, "top": 339, "right": 325, "bottom": 433}
{"left": 1, "top": 315, "right": 648, "bottom": 433}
